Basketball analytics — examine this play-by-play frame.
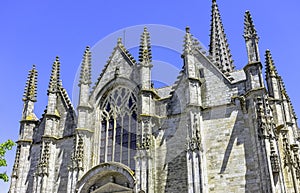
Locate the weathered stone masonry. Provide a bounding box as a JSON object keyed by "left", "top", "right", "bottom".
{"left": 9, "top": 0, "right": 300, "bottom": 192}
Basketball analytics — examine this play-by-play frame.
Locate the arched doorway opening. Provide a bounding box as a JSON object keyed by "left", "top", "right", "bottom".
{"left": 76, "top": 162, "right": 135, "bottom": 193}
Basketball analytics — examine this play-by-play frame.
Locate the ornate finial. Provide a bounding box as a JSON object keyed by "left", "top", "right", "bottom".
{"left": 183, "top": 26, "right": 194, "bottom": 55}
{"left": 244, "top": 10, "right": 260, "bottom": 63}
{"left": 243, "top": 11, "right": 259, "bottom": 41}
{"left": 265, "top": 50, "right": 278, "bottom": 77}
{"left": 139, "top": 27, "right": 152, "bottom": 63}
{"left": 117, "top": 37, "right": 122, "bottom": 45}
{"left": 185, "top": 26, "right": 190, "bottom": 33}
{"left": 182, "top": 26, "right": 202, "bottom": 57}
{"left": 79, "top": 46, "right": 92, "bottom": 86}
{"left": 209, "top": 0, "right": 234, "bottom": 73}
{"left": 48, "top": 56, "right": 61, "bottom": 94}
{"left": 23, "top": 65, "right": 38, "bottom": 102}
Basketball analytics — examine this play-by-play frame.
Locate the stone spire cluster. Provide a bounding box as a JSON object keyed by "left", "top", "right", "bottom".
{"left": 48, "top": 56, "right": 61, "bottom": 94}
{"left": 23, "top": 65, "right": 38, "bottom": 102}
{"left": 209, "top": 0, "right": 234, "bottom": 73}
{"left": 10, "top": 1, "right": 300, "bottom": 193}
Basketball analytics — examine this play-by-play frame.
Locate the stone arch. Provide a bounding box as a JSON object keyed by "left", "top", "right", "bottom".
{"left": 96, "top": 78, "right": 139, "bottom": 170}
{"left": 95, "top": 77, "right": 139, "bottom": 107}
{"left": 76, "top": 162, "right": 136, "bottom": 193}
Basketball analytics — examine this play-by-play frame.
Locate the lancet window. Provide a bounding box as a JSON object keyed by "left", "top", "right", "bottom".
{"left": 99, "top": 86, "right": 137, "bottom": 170}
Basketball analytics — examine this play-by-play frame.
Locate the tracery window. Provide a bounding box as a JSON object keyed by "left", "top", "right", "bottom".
{"left": 99, "top": 86, "right": 137, "bottom": 170}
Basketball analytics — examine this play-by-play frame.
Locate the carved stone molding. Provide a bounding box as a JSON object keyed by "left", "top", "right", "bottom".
{"left": 37, "top": 141, "right": 50, "bottom": 176}
{"left": 73, "top": 135, "right": 84, "bottom": 170}
{"left": 270, "top": 153, "right": 280, "bottom": 173}
{"left": 12, "top": 146, "right": 21, "bottom": 178}
{"left": 138, "top": 133, "right": 151, "bottom": 150}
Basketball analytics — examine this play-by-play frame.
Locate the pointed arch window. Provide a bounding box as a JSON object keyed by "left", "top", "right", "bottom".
{"left": 99, "top": 86, "right": 137, "bottom": 170}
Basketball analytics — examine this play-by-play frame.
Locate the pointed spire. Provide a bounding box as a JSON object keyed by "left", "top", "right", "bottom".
{"left": 183, "top": 27, "right": 193, "bottom": 55}
{"left": 79, "top": 46, "right": 92, "bottom": 86}
{"left": 117, "top": 37, "right": 122, "bottom": 46}
{"left": 23, "top": 65, "right": 38, "bottom": 102}
{"left": 243, "top": 11, "right": 258, "bottom": 41}
{"left": 182, "top": 26, "right": 202, "bottom": 56}
{"left": 209, "top": 0, "right": 234, "bottom": 73}
{"left": 265, "top": 50, "right": 278, "bottom": 77}
{"left": 183, "top": 26, "right": 197, "bottom": 56}
{"left": 243, "top": 11, "right": 260, "bottom": 63}
{"left": 48, "top": 56, "right": 61, "bottom": 94}
{"left": 139, "top": 27, "right": 152, "bottom": 64}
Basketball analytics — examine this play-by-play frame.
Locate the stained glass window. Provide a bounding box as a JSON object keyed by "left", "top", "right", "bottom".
{"left": 99, "top": 86, "right": 137, "bottom": 169}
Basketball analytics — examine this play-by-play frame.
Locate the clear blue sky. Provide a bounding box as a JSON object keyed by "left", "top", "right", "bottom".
{"left": 1, "top": 0, "right": 300, "bottom": 191}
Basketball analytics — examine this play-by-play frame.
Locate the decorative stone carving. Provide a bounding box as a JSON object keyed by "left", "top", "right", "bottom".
{"left": 232, "top": 95, "right": 246, "bottom": 112}
{"left": 256, "top": 96, "right": 276, "bottom": 139}
{"left": 186, "top": 136, "right": 202, "bottom": 152}
{"left": 69, "top": 135, "right": 84, "bottom": 171}
{"left": 256, "top": 97, "right": 267, "bottom": 139}
{"left": 71, "top": 135, "right": 84, "bottom": 170}
{"left": 143, "top": 120, "right": 150, "bottom": 133}
{"left": 291, "top": 144, "right": 300, "bottom": 179}
{"left": 79, "top": 46, "right": 92, "bottom": 85}
{"left": 139, "top": 133, "right": 151, "bottom": 150}
{"left": 281, "top": 130, "right": 293, "bottom": 168}
{"left": 12, "top": 146, "right": 21, "bottom": 178}
{"left": 10, "top": 2, "right": 300, "bottom": 192}
{"left": 186, "top": 113, "right": 202, "bottom": 152}
{"left": 190, "top": 80, "right": 198, "bottom": 87}
{"left": 270, "top": 153, "right": 280, "bottom": 173}
{"left": 37, "top": 141, "right": 50, "bottom": 176}
{"left": 269, "top": 140, "right": 280, "bottom": 173}
{"left": 114, "top": 67, "right": 120, "bottom": 78}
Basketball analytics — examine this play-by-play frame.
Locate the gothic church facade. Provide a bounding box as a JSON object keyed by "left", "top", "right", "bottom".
{"left": 10, "top": 0, "right": 300, "bottom": 192}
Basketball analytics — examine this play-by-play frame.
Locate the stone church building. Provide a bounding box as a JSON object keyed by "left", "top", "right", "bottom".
{"left": 9, "top": 0, "right": 300, "bottom": 192}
